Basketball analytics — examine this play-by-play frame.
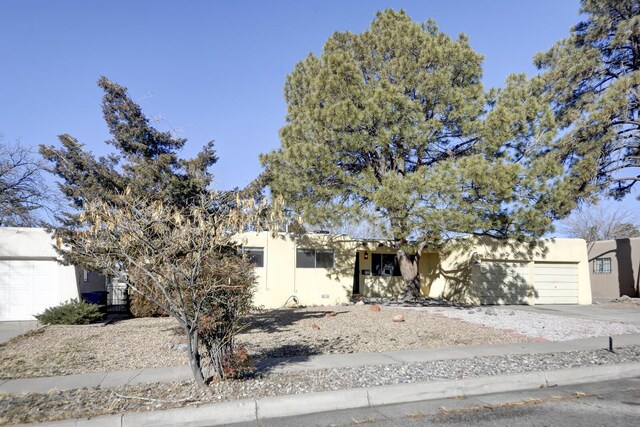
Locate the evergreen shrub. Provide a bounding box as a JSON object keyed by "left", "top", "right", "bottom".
{"left": 35, "top": 299, "right": 103, "bottom": 325}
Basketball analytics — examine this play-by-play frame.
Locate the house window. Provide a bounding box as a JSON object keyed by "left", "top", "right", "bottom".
{"left": 372, "top": 253, "right": 401, "bottom": 276}
{"left": 296, "top": 248, "right": 335, "bottom": 268}
{"left": 594, "top": 257, "right": 612, "bottom": 274}
{"left": 241, "top": 247, "right": 264, "bottom": 268}
{"left": 83, "top": 269, "right": 89, "bottom": 282}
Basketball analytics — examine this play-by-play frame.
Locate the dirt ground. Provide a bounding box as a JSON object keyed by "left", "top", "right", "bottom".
{"left": 0, "top": 304, "right": 533, "bottom": 379}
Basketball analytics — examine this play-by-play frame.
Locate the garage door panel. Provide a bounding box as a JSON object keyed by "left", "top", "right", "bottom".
{"left": 479, "top": 262, "right": 530, "bottom": 305}
{"left": 534, "top": 274, "right": 577, "bottom": 283}
{"left": 533, "top": 263, "right": 578, "bottom": 304}
{"left": 535, "top": 289, "right": 578, "bottom": 297}
{"left": 9, "top": 261, "right": 33, "bottom": 274}
{"left": 534, "top": 267, "right": 577, "bottom": 276}
{"left": 535, "top": 281, "right": 578, "bottom": 290}
{"left": 0, "top": 259, "right": 68, "bottom": 321}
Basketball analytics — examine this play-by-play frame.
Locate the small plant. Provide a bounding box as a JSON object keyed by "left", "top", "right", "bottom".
{"left": 35, "top": 299, "right": 103, "bottom": 325}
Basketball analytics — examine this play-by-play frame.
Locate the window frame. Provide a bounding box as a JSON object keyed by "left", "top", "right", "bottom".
{"left": 241, "top": 247, "right": 265, "bottom": 268}
{"left": 371, "top": 253, "right": 402, "bottom": 277}
{"left": 593, "top": 257, "right": 612, "bottom": 274}
{"left": 296, "top": 248, "right": 335, "bottom": 269}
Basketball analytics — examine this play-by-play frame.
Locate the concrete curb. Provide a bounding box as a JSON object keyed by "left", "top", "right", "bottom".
{"left": 12, "top": 361, "right": 640, "bottom": 427}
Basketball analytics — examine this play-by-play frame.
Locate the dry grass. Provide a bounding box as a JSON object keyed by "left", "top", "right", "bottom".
{"left": 0, "top": 305, "right": 532, "bottom": 379}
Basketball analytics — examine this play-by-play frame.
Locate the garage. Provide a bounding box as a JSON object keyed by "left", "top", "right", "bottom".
{"left": 478, "top": 261, "right": 531, "bottom": 305}
{"left": 0, "top": 260, "right": 62, "bottom": 321}
{"left": 0, "top": 228, "right": 80, "bottom": 321}
{"left": 532, "top": 262, "right": 579, "bottom": 305}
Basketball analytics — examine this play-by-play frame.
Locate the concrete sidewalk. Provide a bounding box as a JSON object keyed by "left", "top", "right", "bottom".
{"left": 11, "top": 362, "right": 640, "bottom": 427}
{"left": 2, "top": 333, "right": 639, "bottom": 394}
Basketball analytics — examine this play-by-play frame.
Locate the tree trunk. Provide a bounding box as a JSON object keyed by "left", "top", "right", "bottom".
{"left": 185, "top": 328, "right": 206, "bottom": 387}
{"left": 397, "top": 249, "right": 421, "bottom": 300}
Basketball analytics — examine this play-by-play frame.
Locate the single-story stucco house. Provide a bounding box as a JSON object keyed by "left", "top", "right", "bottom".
{"left": 1, "top": 228, "right": 592, "bottom": 320}
{"left": 588, "top": 237, "right": 639, "bottom": 298}
{"left": 235, "top": 231, "right": 592, "bottom": 308}
{"left": 0, "top": 227, "right": 109, "bottom": 321}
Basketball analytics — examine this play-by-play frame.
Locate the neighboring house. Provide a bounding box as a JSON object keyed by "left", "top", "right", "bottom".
{"left": 236, "top": 232, "right": 592, "bottom": 308}
{"left": 588, "top": 237, "right": 639, "bottom": 298}
{"left": 0, "top": 227, "right": 108, "bottom": 321}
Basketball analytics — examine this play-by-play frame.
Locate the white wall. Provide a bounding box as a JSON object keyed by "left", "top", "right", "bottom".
{"left": 0, "top": 228, "right": 79, "bottom": 320}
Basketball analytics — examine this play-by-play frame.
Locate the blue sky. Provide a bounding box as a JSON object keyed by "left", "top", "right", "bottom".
{"left": 2, "top": 0, "right": 634, "bottom": 229}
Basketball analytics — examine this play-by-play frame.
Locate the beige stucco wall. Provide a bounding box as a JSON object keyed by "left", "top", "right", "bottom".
{"left": 430, "top": 237, "right": 592, "bottom": 305}
{"left": 234, "top": 233, "right": 592, "bottom": 307}
{"left": 234, "top": 232, "right": 358, "bottom": 308}
{"left": 588, "top": 238, "right": 640, "bottom": 298}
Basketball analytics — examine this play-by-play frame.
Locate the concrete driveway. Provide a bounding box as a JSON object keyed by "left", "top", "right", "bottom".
{"left": 0, "top": 321, "right": 40, "bottom": 344}
{"left": 510, "top": 304, "right": 640, "bottom": 325}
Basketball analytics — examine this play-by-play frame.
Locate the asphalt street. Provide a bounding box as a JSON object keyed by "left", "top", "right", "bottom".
{"left": 229, "top": 377, "right": 640, "bottom": 427}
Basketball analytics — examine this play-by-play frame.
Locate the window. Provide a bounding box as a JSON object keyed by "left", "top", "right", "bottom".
{"left": 241, "top": 247, "right": 264, "bottom": 268}
{"left": 372, "top": 253, "right": 401, "bottom": 276}
{"left": 594, "top": 257, "right": 611, "bottom": 274}
{"left": 83, "top": 269, "right": 89, "bottom": 282}
{"left": 296, "top": 248, "right": 335, "bottom": 268}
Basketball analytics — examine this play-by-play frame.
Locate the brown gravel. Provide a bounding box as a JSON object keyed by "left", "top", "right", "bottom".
{"left": 0, "top": 305, "right": 532, "bottom": 380}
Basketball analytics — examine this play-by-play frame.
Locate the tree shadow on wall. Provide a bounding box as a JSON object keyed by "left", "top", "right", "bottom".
{"left": 440, "top": 237, "right": 551, "bottom": 305}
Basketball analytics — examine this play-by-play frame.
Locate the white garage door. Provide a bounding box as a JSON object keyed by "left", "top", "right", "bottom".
{"left": 533, "top": 263, "right": 578, "bottom": 304}
{"left": 479, "top": 261, "right": 531, "bottom": 304}
{"left": 0, "top": 260, "right": 59, "bottom": 321}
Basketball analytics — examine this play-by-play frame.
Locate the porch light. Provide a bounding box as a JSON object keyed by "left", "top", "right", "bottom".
{"left": 364, "top": 251, "right": 369, "bottom": 260}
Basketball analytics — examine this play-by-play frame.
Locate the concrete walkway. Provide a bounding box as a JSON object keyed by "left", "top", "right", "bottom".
{"left": 510, "top": 304, "right": 640, "bottom": 325}
{"left": 2, "top": 333, "right": 639, "bottom": 394}
{"left": 0, "top": 320, "right": 40, "bottom": 344}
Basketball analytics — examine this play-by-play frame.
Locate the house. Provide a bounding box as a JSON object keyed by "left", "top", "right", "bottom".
{"left": 236, "top": 232, "right": 592, "bottom": 307}
{"left": 1, "top": 228, "right": 592, "bottom": 320}
{"left": 588, "top": 237, "right": 639, "bottom": 298}
{"left": 0, "top": 227, "right": 108, "bottom": 321}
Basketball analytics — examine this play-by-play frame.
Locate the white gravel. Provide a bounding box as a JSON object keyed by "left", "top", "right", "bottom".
{"left": 418, "top": 306, "right": 640, "bottom": 341}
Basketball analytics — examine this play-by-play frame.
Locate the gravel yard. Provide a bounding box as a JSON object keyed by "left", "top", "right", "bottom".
{"left": 417, "top": 306, "right": 640, "bottom": 341}
{"left": 1, "top": 345, "right": 639, "bottom": 426}
{"left": 0, "top": 305, "right": 533, "bottom": 379}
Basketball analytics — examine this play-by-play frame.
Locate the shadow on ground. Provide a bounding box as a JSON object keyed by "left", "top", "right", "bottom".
{"left": 241, "top": 308, "right": 349, "bottom": 334}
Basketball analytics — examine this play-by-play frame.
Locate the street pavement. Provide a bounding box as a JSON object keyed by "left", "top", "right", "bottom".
{"left": 228, "top": 376, "right": 640, "bottom": 427}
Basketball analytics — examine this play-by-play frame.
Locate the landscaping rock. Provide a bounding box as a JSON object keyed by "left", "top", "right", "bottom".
{"left": 324, "top": 311, "right": 337, "bottom": 317}
{"left": 509, "top": 311, "right": 516, "bottom": 316}
{"left": 392, "top": 315, "right": 405, "bottom": 322}
{"left": 485, "top": 307, "right": 497, "bottom": 316}
{"left": 311, "top": 323, "right": 320, "bottom": 330}
{"left": 370, "top": 305, "right": 381, "bottom": 312}
{"left": 467, "top": 310, "right": 475, "bottom": 314}
{"left": 355, "top": 301, "right": 365, "bottom": 305}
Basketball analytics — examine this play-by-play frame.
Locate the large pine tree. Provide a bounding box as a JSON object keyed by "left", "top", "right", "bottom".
{"left": 535, "top": 0, "right": 640, "bottom": 199}
{"left": 262, "top": 10, "right": 575, "bottom": 298}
